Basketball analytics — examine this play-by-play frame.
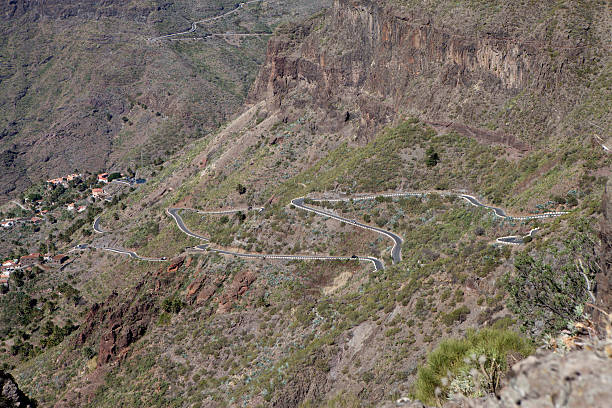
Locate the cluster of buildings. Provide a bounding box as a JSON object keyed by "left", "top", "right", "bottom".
{"left": 1, "top": 216, "right": 43, "bottom": 230}
{"left": 48, "top": 171, "right": 122, "bottom": 186}
{"left": 47, "top": 171, "right": 115, "bottom": 201}
{"left": 66, "top": 203, "right": 87, "bottom": 212}
{"left": 46, "top": 173, "right": 83, "bottom": 187}
{"left": 1, "top": 253, "right": 69, "bottom": 286}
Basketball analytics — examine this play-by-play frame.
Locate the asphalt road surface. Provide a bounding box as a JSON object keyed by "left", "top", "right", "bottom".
{"left": 93, "top": 216, "right": 104, "bottom": 233}
{"left": 93, "top": 246, "right": 167, "bottom": 262}
{"left": 291, "top": 197, "right": 402, "bottom": 264}
{"left": 166, "top": 208, "right": 211, "bottom": 241}
{"left": 170, "top": 207, "right": 385, "bottom": 271}
{"left": 151, "top": 0, "right": 264, "bottom": 41}
{"left": 496, "top": 228, "right": 540, "bottom": 245}
{"left": 90, "top": 190, "right": 568, "bottom": 267}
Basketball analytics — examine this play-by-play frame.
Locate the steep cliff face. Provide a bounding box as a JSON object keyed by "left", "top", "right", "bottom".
{"left": 250, "top": 0, "right": 606, "bottom": 147}
{"left": 597, "top": 179, "right": 612, "bottom": 317}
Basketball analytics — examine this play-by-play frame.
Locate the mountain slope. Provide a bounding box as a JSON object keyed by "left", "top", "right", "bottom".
{"left": 0, "top": 0, "right": 330, "bottom": 200}
{"left": 1, "top": 0, "right": 610, "bottom": 407}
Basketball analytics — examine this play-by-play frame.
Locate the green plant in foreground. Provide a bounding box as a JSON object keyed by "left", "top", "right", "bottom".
{"left": 503, "top": 252, "right": 590, "bottom": 335}
{"left": 413, "top": 328, "right": 533, "bottom": 406}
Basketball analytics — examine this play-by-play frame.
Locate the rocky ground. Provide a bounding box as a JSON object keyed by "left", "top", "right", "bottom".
{"left": 0, "top": 370, "right": 36, "bottom": 407}
{"left": 389, "top": 345, "right": 612, "bottom": 408}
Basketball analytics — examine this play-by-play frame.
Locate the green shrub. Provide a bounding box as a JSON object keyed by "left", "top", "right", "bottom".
{"left": 107, "top": 172, "right": 122, "bottom": 182}
{"left": 503, "top": 252, "right": 589, "bottom": 334}
{"left": 441, "top": 305, "right": 470, "bottom": 326}
{"left": 425, "top": 146, "right": 440, "bottom": 167}
{"left": 162, "top": 296, "right": 183, "bottom": 314}
{"left": 413, "top": 328, "right": 533, "bottom": 405}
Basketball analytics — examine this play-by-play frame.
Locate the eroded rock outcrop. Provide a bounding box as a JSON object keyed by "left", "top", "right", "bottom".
{"left": 597, "top": 179, "right": 612, "bottom": 316}
{"left": 217, "top": 270, "right": 257, "bottom": 313}
{"left": 186, "top": 272, "right": 227, "bottom": 306}
{"left": 0, "top": 370, "right": 36, "bottom": 407}
{"left": 471, "top": 349, "right": 612, "bottom": 408}
{"left": 250, "top": 0, "right": 602, "bottom": 147}
{"left": 392, "top": 348, "right": 612, "bottom": 408}
{"left": 74, "top": 257, "right": 187, "bottom": 367}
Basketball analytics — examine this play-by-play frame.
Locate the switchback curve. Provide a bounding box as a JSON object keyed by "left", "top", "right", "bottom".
{"left": 151, "top": 0, "right": 264, "bottom": 41}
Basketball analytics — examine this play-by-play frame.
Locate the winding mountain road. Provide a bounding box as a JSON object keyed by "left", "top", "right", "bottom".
{"left": 210, "top": 248, "right": 383, "bottom": 271}
{"left": 90, "top": 190, "right": 568, "bottom": 270}
{"left": 167, "top": 207, "right": 385, "bottom": 270}
{"left": 93, "top": 216, "right": 104, "bottom": 234}
{"left": 91, "top": 217, "right": 167, "bottom": 260}
{"left": 496, "top": 228, "right": 540, "bottom": 245}
{"left": 291, "top": 197, "right": 402, "bottom": 264}
{"left": 151, "top": 0, "right": 264, "bottom": 41}
{"left": 167, "top": 33, "right": 272, "bottom": 41}
{"left": 457, "top": 194, "right": 567, "bottom": 220}
{"left": 311, "top": 191, "right": 567, "bottom": 221}
{"left": 93, "top": 246, "right": 167, "bottom": 262}
{"left": 166, "top": 208, "right": 211, "bottom": 240}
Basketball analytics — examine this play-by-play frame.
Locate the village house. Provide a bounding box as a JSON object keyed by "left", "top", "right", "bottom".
{"left": 66, "top": 203, "right": 76, "bottom": 211}
{"left": 20, "top": 253, "right": 41, "bottom": 267}
{"left": 51, "top": 254, "right": 69, "bottom": 266}
{"left": 97, "top": 173, "right": 109, "bottom": 183}
{"left": 77, "top": 205, "right": 87, "bottom": 213}
{"left": 92, "top": 188, "right": 106, "bottom": 199}
{"left": 0, "top": 270, "right": 9, "bottom": 286}
{"left": 47, "top": 177, "right": 65, "bottom": 186}
{"left": 30, "top": 216, "right": 42, "bottom": 224}
{"left": 1, "top": 219, "right": 15, "bottom": 228}
{"left": 2, "top": 260, "right": 18, "bottom": 270}
{"left": 66, "top": 173, "right": 82, "bottom": 182}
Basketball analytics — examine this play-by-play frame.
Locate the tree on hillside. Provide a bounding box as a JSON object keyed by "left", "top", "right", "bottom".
{"left": 425, "top": 146, "right": 440, "bottom": 167}
{"left": 107, "top": 172, "right": 122, "bottom": 182}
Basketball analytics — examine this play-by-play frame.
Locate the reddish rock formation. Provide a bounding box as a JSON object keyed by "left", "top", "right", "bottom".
{"left": 74, "top": 257, "right": 188, "bottom": 367}
{"left": 186, "top": 280, "right": 203, "bottom": 298}
{"left": 186, "top": 271, "right": 228, "bottom": 306}
{"left": 167, "top": 256, "right": 185, "bottom": 273}
{"left": 217, "top": 270, "right": 257, "bottom": 313}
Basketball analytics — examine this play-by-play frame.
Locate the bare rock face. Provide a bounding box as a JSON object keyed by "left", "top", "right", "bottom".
{"left": 249, "top": 0, "right": 601, "bottom": 147}
{"left": 74, "top": 257, "right": 188, "bottom": 367}
{"left": 596, "top": 179, "right": 612, "bottom": 316}
{"left": 471, "top": 349, "right": 612, "bottom": 408}
{"left": 0, "top": 370, "right": 36, "bottom": 407}
{"left": 392, "top": 349, "right": 612, "bottom": 408}
{"left": 185, "top": 271, "right": 228, "bottom": 306}
{"left": 96, "top": 301, "right": 155, "bottom": 366}
{"left": 166, "top": 257, "right": 185, "bottom": 274}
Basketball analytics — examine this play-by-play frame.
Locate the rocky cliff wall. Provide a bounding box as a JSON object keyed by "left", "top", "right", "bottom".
{"left": 250, "top": 0, "right": 602, "bottom": 145}
{"left": 597, "top": 179, "right": 612, "bottom": 319}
